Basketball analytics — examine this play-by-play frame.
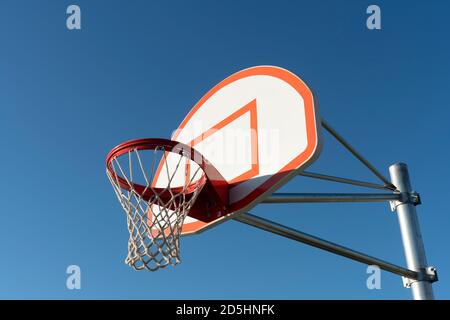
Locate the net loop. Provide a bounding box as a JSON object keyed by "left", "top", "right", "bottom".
{"left": 106, "top": 142, "right": 205, "bottom": 271}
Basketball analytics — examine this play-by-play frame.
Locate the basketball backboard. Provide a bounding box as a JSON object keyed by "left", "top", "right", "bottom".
{"left": 152, "top": 66, "right": 322, "bottom": 235}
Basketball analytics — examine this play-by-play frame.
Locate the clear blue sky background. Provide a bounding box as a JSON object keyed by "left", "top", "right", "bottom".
{"left": 0, "top": 0, "right": 449, "bottom": 299}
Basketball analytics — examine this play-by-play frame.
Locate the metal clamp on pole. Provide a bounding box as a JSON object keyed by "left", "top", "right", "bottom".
{"left": 390, "top": 191, "right": 421, "bottom": 211}
{"left": 403, "top": 267, "right": 438, "bottom": 288}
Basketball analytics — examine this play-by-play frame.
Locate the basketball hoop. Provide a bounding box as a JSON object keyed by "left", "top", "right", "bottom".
{"left": 106, "top": 138, "right": 228, "bottom": 271}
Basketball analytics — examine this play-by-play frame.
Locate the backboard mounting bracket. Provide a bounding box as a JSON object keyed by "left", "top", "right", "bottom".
{"left": 234, "top": 120, "right": 437, "bottom": 300}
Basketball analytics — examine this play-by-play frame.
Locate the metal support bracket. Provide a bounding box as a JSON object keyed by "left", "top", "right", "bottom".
{"left": 234, "top": 212, "right": 425, "bottom": 282}
{"left": 229, "top": 118, "right": 436, "bottom": 299}
{"left": 402, "top": 267, "right": 438, "bottom": 288}
{"left": 390, "top": 191, "right": 421, "bottom": 212}
{"left": 321, "top": 120, "right": 396, "bottom": 190}
{"left": 264, "top": 192, "right": 402, "bottom": 204}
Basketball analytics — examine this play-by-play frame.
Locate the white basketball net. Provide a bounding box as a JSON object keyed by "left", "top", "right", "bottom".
{"left": 107, "top": 147, "right": 205, "bottom": 271}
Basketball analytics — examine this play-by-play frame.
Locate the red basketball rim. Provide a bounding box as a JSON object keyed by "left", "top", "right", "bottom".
{"left": 106, "top": 138, "right": 228, "bottom": 209}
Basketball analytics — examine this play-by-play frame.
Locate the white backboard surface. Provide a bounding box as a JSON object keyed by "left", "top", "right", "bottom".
{"left": 153, "top": 66, "right": 322, "bottom": 235}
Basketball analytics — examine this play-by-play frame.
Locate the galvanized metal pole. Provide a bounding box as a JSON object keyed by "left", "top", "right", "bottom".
{"left": 389, "top": 163, "right": 435, "bottom": 300}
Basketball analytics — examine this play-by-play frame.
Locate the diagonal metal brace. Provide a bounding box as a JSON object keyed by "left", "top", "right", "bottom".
{"left": 233, "top": 212, "right": 437, "bottom": 282}
{"left": 321, "top": 120, "right": 396, "bottom": 190}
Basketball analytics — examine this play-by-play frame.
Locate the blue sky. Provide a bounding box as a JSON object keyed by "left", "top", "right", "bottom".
{"left": 0, "top": 0, "right": 449, "bottom": 299}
